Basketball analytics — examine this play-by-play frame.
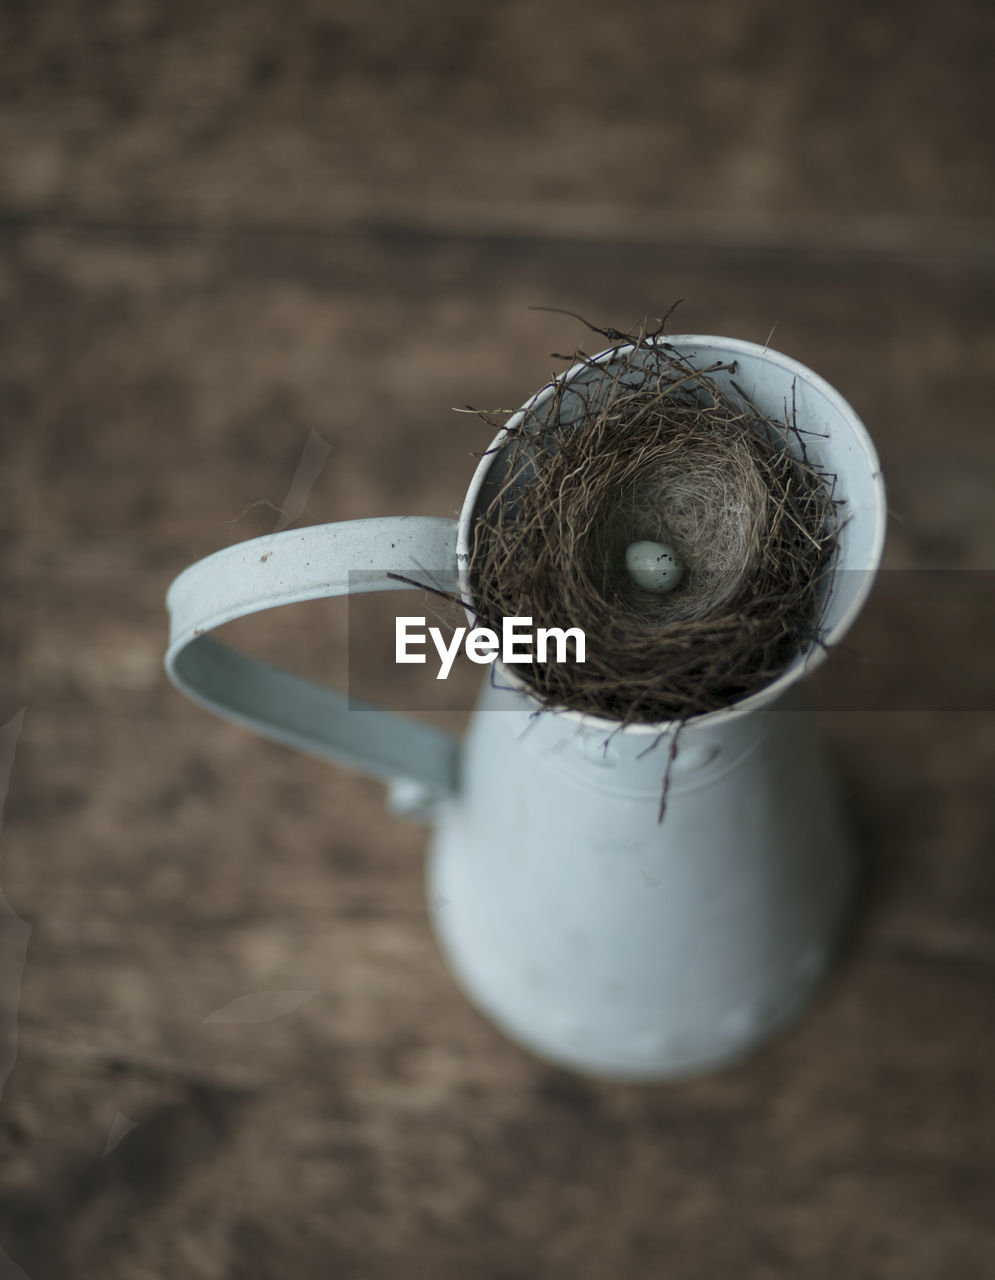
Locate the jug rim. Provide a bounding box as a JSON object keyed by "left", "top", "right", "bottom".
{"left": 455, "top": 333, "right": 887, "bottom": 734}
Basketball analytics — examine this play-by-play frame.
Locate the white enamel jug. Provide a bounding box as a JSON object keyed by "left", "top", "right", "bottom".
{"left": 165, "top": 336, "right": 886, "bottom": 1081}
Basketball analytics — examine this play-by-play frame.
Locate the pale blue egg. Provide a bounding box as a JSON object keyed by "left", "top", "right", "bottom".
{"left": 624, "top": 541, "right": 684, "bottom": 594}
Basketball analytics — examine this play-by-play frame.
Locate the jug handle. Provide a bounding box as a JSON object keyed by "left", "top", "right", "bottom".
{"left": 165, "top": 517, "right": 461, "bottom": 817}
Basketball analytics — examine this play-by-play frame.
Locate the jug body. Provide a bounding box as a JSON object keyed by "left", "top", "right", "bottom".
{"left": 428, "top": 676, "right": 855, "bottom": 1080}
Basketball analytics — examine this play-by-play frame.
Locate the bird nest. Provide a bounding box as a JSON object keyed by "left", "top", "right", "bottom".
{"left": 466, "top": 331, "right": 841, "bottom": 726}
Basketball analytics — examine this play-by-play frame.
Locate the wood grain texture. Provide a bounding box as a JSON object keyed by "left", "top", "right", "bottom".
{"left": 0, "top": 3, "right": 993, "bottom": 1277}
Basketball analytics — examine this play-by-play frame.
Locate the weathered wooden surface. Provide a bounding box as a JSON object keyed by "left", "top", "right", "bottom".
{"left": 1, "top": 2, "right": 993, "bottom": 1277}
